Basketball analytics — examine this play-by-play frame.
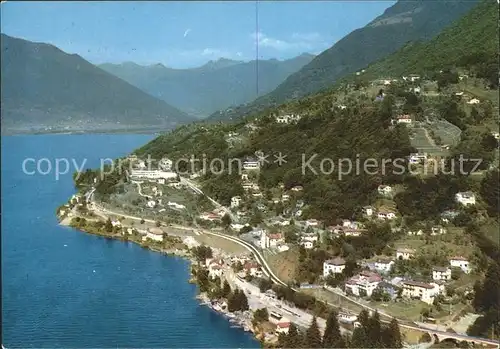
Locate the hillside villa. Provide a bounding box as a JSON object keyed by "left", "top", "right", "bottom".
{"left": 432, "top": 266, "right": 452, "bottom": 281}
{"left": 345, "top": 271, "right": 382, "bottom": 297}
{"left": 323, "top": 257, "right": 346, "bottom": 277}
{"left": 396, "top": 248, "right": 415, "bottom": 260}
{"left": 401, "top": 280, "right": 441, "bottom": 305}
{"left": 455, "top": 191, "right": 476, "bottom": 206}
{"left": 377, "top": 185, "right": 393, "bottom": 196}
{"left": 260, "top": 232, "right": 284, "bottom": 249}
{"left": 449, "top": 256, "right": 470, "bottom": 274}
{"left": 374, "top": 259, "right": 395, "bottom": 274}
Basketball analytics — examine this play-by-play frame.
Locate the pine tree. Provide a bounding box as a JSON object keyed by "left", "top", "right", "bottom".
{"left": 382, "top": 318, "right": 403, "bottom": 348}
{"left": 323, "top": 311, "right": 345, "bottom": 348}
{"left": 304, "top": 316, "right": 322, "bottom": 348}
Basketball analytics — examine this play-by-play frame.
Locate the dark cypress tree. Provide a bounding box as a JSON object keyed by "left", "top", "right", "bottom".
{"left": 221, "top": 280, "right": 231, "bottom": 298}
{"left": 105, "top": 218, "right": 113, "bottom": 232}
{"left": 322, "top": 311, "right": 345, "bottom": 348}
{"left": 358, "top": 309, "right": 370, "bottom": 328}
{"left": 286, "top": 323, "right": 300, "bottom": 348}
{"left": 350, "top": 325, "right": 367, "bottom": 348}
{"left": 382, "top": 318, "right": 403, "bottom": 348}
{"left": 239, "top": 290, "right": 249, "bottom": 311}
{"left": 367, "top": 310, "right": 382, "bottom": 348}
{"left": 304, "top": 316, "right": 322, "bottom": 348}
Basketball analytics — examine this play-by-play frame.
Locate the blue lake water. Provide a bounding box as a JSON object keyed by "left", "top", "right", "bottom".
{"left": 1, "top": 134, "right": 259, "bottom": 348}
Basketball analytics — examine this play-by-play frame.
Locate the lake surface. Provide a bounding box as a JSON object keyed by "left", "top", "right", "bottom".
{"left": 1, "top": 134, "right": 259, "bottom": 348}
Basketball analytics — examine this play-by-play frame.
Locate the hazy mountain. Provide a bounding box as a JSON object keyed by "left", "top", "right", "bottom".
{"left": 0, "top": 34, "right": 195, "bottom": 133}
{"left": 208, "top": 0, "right": 481, "bottom": 122}
{"left": 99, "top": 53, "right": 315, "bottom": 118}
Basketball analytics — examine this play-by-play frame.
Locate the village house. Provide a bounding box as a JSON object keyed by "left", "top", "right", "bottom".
{"left": 431, "top": 225, "right": 447, "bottom": 235}
{"left": 338, "top": 313, "right": 358, "bottom": 324}
{"left": 300, "top": 235, "right": 318, "bottom": 249}
{"left": 260, "top": 232, "right": 285, "bottom": 249}
{"left": 323, "top": 257, "right": 346, "bottom": 277}
{"left": 281, "top": 194, "right": 290, "bottom": 202}
{"left": 275, "top": 114, "right": 301, "bottom": 124}
{"left": 396, "top": 115, "right": 413, "bottom": 125}
{"left": 147, "top": 200, "right": 156, "bottom": 208}
{"left": 305, "top": 219, "right": 320, "bottom": 227}
{"left": 401, "top": 280, "right": 441, "bottom": 305}
{"left": 242, "top": 182, "right": 260, "bottom": 192}
{"left": 432, "top": 266, "right": 452, "bottom": 281}
{"left": 377, "top": 210, "right": 396, "bottom": 220}
{"left": 167, "top": 201, "right": 185, "bottom": 210}
{"left": 467, "top": 98, "right": 480, "bottom": 105}
{"left": 111, "top": 220, "right": 121, "bottom": 227}
{"left": 291, "top": 185, "right": 304, "bottom": 192}
{"left": 208, "top": 259, "right": 225, "bottom": 279}
{"left": 455, "top": 191, "right": 476, "bottom": 206}
{"left": 378, "top": 185, "right": 393, "bottom": 196}
{"left": 242, "top": 158, "right": 260, "bottom": 171}
{"left": 143, "top": 227, "right": 164, "bottom": 242}
{"left": 243, "top": 261, "right": 262, "bottom": 277}
{"left": 363, "top": 206, "right": 375, "bottom": 217}
{"left": 491, "top": 131, "right": 500, "bottom": 140}
{"left": 396, "top": 248, "right": 415, "bottom": 260}
{"left": 374, "top": 259, "right": 395, "bottom": 274}
{"left": 441, "top": 210, "right": 460, "bottom": 224}
{"left": 275, "top": 320, "right": 291, "bottom": 335}
{"left": 158, "top": 158, "right": 173, "bottom": 171}
{"left": 199, "top": 212, "right": 221, "bottom": 222}
{"left": 345, "top": 271, "right": 382, "bottom": 297}
{"left": 449, "top": 256, "right": 470, "bottom": 274}
{"left": 408, "top": 152, "right": 428, "bottom": 164}
{"left": 168, "top": 182, "right": 183, "bottom": 189}
{"left": 407, "top": 228, "right": 424, "bottom": 236}
{"left": 230, "top": 196, "right": 242, "bottom": 208}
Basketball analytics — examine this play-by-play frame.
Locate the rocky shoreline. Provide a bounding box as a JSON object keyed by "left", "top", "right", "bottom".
{"left": 56, "top": 207, "right": 267, "bottom": 346}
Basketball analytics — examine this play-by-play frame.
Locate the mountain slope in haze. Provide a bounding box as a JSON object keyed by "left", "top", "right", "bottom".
{"left": 99, "top": 53, "right": 315, "bottom": 118}
{"left": 208, "top": 0, "right": 481, "bottom": 122}
{"left": 0, "top": 34, "right": 195, "bottom": 133}
{"left": 362, "top": 0, "right": 498, "bottom": 81}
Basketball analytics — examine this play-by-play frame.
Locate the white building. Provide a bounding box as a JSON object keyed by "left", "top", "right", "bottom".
{"left": 300, "top": 235, "right": 318, "bottom": 249}
{"left": 432, "top": 267, "right": 452, "bottom": 281}
{"left": 275, "top": 114, "right": 301, "bottom": 124}
{"left": 345, "top": 271, "right": 382, "bottom": 297}
{"left": 275, "top": 321, "right": 291, "bottom": 334}
{"left": 449, "top": 256, "right": 470, "bottom": 274}
{"left": 305, "top": 219, "right": 319, "bottom": 227}
{"left": 377, "top": 210, "right": 396, "bottom": 220}
{"left": 323, "top": 257, "right": 346, "bottom": 277}
{"left": 378, "top": 185, "right": 393, "bottom": 196}
{"left": 363, "top": 206, "right": 375, "bottom": 217}
{"left": 396, "top": 248, "right": 415, "bottom": 260}
{"left": 143, "top": 228, "right": 164, "bottom": 242}
{"left": 147, "top": 200, "right": 156, "bottom": 208}
{"left": 231, "top": 196, "right": 242, "bottom": 208}
{"left": 401, "top": 280, "right": 441, "bottom": 305}
{"left": 431, "top": 226, "right": 447, "bottom": 235}
{"left": 159, "top": 158, "right": 173, "bottom": 171}
{"left": 467, "top": 98, "right": 480, "bottom": 105}
{"left": 208, "top": 260, "right": 224, "bottom": 279}
{"left": 242, "top": 159, "right": 260, "bottom": 170}
{"left": 167, "top": 201, "right": 185, "bottom": 210}
{"left": 455, "top": 191, "right": 476, "bottom": 206}
{"left": 396, "top": 115, "right": 413, "bottom": 125}
{"left": 260, "top": 232, "right": 284, "bottom": 249}
{"left": 409, "top": 152, "right": 427, "bottom": 164}
{"left": 374, "top": 259, "right": 394, "bottom": 273}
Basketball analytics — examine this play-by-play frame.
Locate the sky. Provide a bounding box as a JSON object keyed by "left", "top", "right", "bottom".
{"left": 1, "top": 1, "right": 396, "bottom": 69}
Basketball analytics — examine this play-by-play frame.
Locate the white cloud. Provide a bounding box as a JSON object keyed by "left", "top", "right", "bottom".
{"left": 251, "top": 31, "right": 329, "bottom": 52}
{"left": 183, "top": 28, "right": 191, "bottom": 38}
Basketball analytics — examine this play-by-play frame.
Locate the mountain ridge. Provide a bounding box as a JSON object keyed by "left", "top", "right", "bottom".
{"left": 207, "top": 0, "right": 481, "bottom": 122}
{"left": 1, "top": 33, "right": 196, "bottom": 133}
{"left": 99, "top": 53, "right": 315, "bottom": 118}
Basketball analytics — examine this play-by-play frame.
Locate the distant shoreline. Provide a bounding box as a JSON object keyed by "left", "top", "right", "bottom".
{"left": 1, "top": 126, "right": 177, "bottom": 136}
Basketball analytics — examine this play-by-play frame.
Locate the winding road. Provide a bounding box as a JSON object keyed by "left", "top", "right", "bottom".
{"left": 85, "top": 185, "right": 499, "bottom": 348}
